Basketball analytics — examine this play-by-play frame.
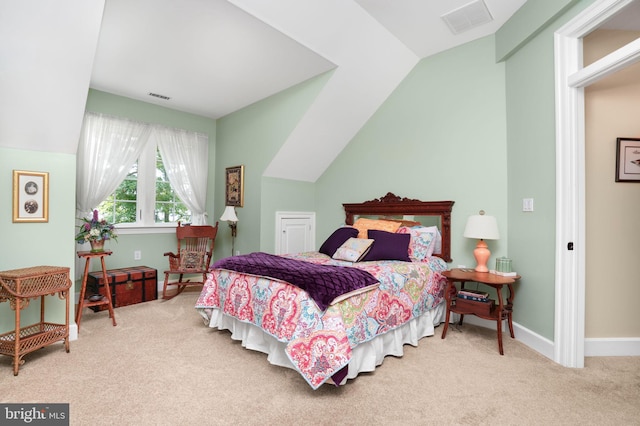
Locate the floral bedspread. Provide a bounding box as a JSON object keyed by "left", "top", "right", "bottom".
{"left": 195, "top": 252, "right": 447, "bottom": 389}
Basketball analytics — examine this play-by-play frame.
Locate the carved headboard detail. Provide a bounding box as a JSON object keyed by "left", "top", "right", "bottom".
{"left": 343, "top": 192, "right": 454, "bottom": 262}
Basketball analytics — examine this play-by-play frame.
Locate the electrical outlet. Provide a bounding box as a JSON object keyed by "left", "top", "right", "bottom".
{"left": 134, "top": 250, "right": 141, "bottom": 260}
{"left": 235, "top": 250, "right": 240, "bottom": 256}
{"left": 523, "top": 198, "right": 534, "bottom": 212}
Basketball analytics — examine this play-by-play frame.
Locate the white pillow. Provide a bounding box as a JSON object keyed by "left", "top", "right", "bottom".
{"left": 422, "top": 226, "right": 442, "bottom": 255}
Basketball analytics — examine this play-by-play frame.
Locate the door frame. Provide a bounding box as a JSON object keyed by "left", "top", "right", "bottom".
{"left": 554, "top": 0, "right": 640, "bottom": 367}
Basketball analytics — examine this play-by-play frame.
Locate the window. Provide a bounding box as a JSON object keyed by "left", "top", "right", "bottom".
{"left": 97, "top": 140, "right": 191, "bottom": 227}
{"left": 154, "top": 148, "right": 190, "bottom": 223}
{"left": 77, "top": 112, "right": 209, "bottom": 228}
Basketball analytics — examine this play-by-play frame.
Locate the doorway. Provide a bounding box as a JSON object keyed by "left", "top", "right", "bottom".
{"left": 554, "top": 0, "right": 640, "bottom": 367}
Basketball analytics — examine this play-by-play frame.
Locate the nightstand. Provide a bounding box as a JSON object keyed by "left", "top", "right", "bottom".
{"left": 440, "top": 268, "right": 521, "bottom": 355}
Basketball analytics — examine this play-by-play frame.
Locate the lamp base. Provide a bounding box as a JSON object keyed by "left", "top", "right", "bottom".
{"left": 473, "top": 240, "right": 491, "bottom": 273}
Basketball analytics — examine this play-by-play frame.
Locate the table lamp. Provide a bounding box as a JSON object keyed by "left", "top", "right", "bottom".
{"left": 463, "top": 210, "right": 499, "bottom": 273}
{"left": 220, "top": 205, "right": 239, "bottom": 256}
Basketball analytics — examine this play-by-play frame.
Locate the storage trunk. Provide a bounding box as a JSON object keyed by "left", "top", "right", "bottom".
{"left": 87, "top": 266, "right": 157, "bottom": 309}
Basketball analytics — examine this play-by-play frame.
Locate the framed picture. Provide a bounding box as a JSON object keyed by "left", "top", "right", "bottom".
{"left": 13, "top": 170, "right": 49, "bottom": 222}
{"left": 225, "top": 165, "right": 244, "bottom": 207}
{"left": 615, "top": 138, "right": 640, "bottom": 182}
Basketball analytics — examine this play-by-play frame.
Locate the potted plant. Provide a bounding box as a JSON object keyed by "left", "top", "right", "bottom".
{"left": 75, "top": 210, "right": 118, "bottom": 252}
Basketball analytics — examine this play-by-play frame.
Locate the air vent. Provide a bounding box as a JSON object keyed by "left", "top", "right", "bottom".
{"left": 441, "top": 0, "right": 493, "bottom": 35}
{"left": 148, "top": 92, "right": 171, "bottom": 100}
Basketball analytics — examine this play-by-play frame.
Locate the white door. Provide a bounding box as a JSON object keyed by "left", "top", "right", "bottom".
{"left": 275, "top": 212, "right": 315, "bottom": 255}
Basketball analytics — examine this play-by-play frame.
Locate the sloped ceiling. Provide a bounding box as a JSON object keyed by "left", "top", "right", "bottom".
{"left": 2, "top": 0, "right": 533, "bottom": 181}
{"left": 0, "top": 0, "right": 105, "bottom": 155}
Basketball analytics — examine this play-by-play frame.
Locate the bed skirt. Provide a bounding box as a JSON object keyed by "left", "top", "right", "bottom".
{"left": 198, "top": 303, "right": 446, "bottom": 386}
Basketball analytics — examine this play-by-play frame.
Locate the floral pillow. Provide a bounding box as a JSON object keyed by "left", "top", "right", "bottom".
{"left": 396, "top": 226, "right": 438, "bottom": 262}
{"left": 332, "top": 238, "right": 374, "bottom": 262}
{"left": 424, "top": 226, "right": 442, "bottom": 255}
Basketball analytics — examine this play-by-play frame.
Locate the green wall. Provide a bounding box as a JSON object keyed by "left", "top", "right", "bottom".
{"left": 503, "top": 0, "right": 596, "bottom": 340}
{"left": 503, "top": 20, "right": 558, "bottom": 340}
{"left": 315, "top": 35, "right": 509, "bottom": 269}
{"left": 217, "top": 37, "right": 510, "bottom": 272}
{"left": 496, "top": 0, "right": 582, "bottom": 61}
{"left": 260, "top": 177, "right": 316, "bottom": 254}
{"left": 0, "top": 148, "right": 76, "bottom": 333}
{"left": 82, "top": 90, "right": 217, "bottom": 295}
{"left": 214, "top": 72, "right": 332, "bottom": 260}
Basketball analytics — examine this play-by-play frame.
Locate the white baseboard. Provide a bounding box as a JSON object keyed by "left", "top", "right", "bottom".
{"left": 462, "top": 316, "right": 640, "bottom": 359}
{"left": 585, "top": 338, "right": 640, "bottom": 356}
{"left": 512, "top": 321, "right": 555, "bottom": 360}
{"left": 463, "top": 316, "right": 554, "bottom": 361}
{"left": 69, "top": 324, "right": 78, "bottom": 341}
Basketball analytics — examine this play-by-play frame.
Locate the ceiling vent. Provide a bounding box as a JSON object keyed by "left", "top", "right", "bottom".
{"left": 148, "top": 92, "right": 171, "bottom": 100}
{"left": 441, "top": 0, "right": 493, "bottom": 35}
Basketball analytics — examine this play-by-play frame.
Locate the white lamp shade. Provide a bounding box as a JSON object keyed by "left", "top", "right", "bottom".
{"left": 463, "top": 211, "right": 499, "bottom": 240}
{"left": 220, "top": 206, "right": 238, "bottom": 222}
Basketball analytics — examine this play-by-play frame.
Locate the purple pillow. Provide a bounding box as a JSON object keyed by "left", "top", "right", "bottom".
{"left": 319, "top": 227, "right": 359, "bottom": 257}
{"left": 362, "top": 230, "right": 411, "bottom": 262}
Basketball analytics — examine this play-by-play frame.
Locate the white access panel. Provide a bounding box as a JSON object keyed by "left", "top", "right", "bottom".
{"left": 275, "top": 212, "right": 315, "bottom": 255}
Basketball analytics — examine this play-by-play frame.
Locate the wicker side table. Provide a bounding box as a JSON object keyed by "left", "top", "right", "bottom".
{"left": 0, "top": 265, "right": 71, "bottom": 375}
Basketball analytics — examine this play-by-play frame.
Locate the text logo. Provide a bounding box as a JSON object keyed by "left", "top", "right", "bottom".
{"left": 1, "top": 404, "right": 69, "bottom": 425}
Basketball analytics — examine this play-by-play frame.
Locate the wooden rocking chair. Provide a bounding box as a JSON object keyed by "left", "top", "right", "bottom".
{"left": 162, "top": 221, "right": 218, "bottom": 299}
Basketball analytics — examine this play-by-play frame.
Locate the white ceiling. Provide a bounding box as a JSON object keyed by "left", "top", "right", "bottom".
{"left": 90, "top": 0, "right": 529, "bottom": 119}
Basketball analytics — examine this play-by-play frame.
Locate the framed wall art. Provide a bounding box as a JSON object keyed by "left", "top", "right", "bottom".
{"left": 225, "top": 165, "right": 244, "bottom": 207}
{"left": 615, "top": 137, "right": 640, "bottom": 182}
{"left": 13, "top": 170, "right": 49, "bottom": 222}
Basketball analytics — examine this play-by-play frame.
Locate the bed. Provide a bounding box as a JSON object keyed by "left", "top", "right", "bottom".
{"left": 195, "top": 193, "right": 454, "bottom": 389}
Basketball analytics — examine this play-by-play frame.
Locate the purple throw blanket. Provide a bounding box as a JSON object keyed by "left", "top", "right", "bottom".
{"left": 212, "top": 252, "right": 379, "bottom": 311}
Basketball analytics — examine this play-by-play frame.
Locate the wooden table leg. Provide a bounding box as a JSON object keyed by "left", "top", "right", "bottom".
{"left": 64, "top": 285, "right": 70, "bottom": 353}
{"left": 75, "top": 256, "right": 91, "bottom": 331}
{"left": 441, "top": 281, "right": 452, "bottom": 338}
{"left": 507, "top": 284, "right": 515, "bottom": 338}
{"left": 496, "top": 284, "right": 504, "bottom": 355}
{"left": 13, "top": 297, "right": 21, "bottom": 376}
{"left": 497, "top": 314, "right": 504, "bottom": 355}
{"left": 99, "top": 256, "right": 117, "bottom": 326}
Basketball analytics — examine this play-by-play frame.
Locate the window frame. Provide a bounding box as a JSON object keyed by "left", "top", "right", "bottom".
{"left": 107, "top": 138, "right": 189, "bottom": 234}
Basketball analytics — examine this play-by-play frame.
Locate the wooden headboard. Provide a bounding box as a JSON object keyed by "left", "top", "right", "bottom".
{"left": 343, "top": 192, "right": 454, "bottom": 262}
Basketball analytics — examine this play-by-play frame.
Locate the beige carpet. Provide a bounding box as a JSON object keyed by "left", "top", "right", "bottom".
{"left": 1, "top": 291, "right": 639, "bottom": 426}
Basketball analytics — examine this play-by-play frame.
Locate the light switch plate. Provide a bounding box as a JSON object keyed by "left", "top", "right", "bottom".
{"left": 523, "top": 198, "right": 534, "bottom": 212}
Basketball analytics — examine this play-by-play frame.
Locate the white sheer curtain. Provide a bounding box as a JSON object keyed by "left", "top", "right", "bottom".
{"left": 76, "top": 112, "right": 151, "bottom": 218}
{"left": 155, "top": 126, "right": 209, "bottom": 225}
